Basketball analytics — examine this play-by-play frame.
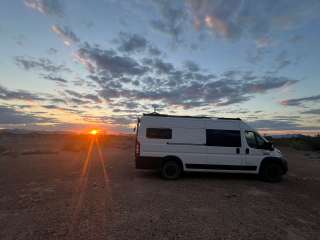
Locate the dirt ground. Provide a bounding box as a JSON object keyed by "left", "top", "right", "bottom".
{"left": 0, "top": 134, "right": 320, "bottom": 240}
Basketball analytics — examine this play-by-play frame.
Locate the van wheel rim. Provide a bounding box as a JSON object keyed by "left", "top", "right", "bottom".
{"left": 165, "top": 165, "right": 178, "bottom": 177}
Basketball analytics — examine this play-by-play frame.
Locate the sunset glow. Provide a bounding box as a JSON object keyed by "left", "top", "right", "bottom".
{"left": 90, "top": 129, "right": 98, "bottom": 135}
{"left": 0, "top": 0, "right": 320, "bottom": 135}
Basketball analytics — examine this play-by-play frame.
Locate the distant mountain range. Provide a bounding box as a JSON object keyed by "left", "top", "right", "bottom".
{"left": 0, "top": 129, "right": 131, "bottom": 136}
{"left": 270, "top": 134, "right": 308, "bottom": 139}
{"left": 0, "top": 129, "right": 72, "bottom": 135}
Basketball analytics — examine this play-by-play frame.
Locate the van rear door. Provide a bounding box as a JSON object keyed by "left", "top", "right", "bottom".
{"left": 134, "top": 118, "right": 140, "bottom": 161}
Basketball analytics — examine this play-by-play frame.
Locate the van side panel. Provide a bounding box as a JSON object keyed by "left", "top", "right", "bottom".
{"left": 137, "top": 117, "right": 207, "bottom": 170}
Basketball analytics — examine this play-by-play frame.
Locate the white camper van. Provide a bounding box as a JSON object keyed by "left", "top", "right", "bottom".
{"left": 135, "top": 113, "right": 288, "bottom": 182}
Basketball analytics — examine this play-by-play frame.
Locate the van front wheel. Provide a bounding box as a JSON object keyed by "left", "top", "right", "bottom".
{"left": 259, "top": 162, "right": 283, "bottom": 182}
{"left": 161, "top": 160, "right": 182, "bottom": 180}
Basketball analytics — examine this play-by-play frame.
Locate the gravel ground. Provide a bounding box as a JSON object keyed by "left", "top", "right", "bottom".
{"left": 0, "top": 135, "right": 319, "bottom": 240}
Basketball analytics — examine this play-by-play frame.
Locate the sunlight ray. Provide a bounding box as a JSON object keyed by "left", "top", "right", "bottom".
{"left": 95, "top": 137, "right": 114, "bottom": 205}
{"left": 68, "top": 137, "right": 94, "bottom": 237}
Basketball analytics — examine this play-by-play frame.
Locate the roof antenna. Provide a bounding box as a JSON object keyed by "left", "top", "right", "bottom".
{"left": 152, "top": 104, "right": 158, "bottom": 113}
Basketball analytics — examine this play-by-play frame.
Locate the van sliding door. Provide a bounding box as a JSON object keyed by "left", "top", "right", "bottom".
{"left": 168, "top": 127, "right": 207, "bottom": 166}
{"left": 205, "top": 128, "right": 245, "bottom": 170}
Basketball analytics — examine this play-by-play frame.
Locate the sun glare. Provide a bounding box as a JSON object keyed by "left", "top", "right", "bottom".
{"left": 90, "top": 129, "right": 98, "bottom": 135}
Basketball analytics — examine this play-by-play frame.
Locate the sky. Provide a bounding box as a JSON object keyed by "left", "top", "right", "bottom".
{"left": 0, "top": 0, "right": 320, "bottom": 134}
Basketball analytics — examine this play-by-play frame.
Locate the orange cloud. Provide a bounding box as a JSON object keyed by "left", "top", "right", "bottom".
{"left": 204, "top": 15, "right": 229, "bottom": 37}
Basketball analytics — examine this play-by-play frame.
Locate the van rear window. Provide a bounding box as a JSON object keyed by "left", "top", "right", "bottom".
{"left": 206, "top": 129, "right": 241, "bottom": 147}
{"left": 146, "top": 128, "right": 172, "bottom": 139}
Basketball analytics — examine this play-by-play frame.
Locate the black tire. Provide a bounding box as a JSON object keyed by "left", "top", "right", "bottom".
{"left": 161, "top": 160, "right": 182, "bottom": 180}
{"left": 259, "top": 162, "right": 283, "bottom": 182}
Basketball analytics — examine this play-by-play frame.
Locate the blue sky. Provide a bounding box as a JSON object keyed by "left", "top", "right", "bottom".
{"left": 0, "top": 0, "right": 320, "bottom": 134}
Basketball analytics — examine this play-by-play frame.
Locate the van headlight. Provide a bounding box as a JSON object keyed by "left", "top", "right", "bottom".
{"left": 275, "top": 148, "right": 282, "bottom": 157}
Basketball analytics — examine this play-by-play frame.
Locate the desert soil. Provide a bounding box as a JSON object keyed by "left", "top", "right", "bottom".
{"left": 0, "top": 134, "right": 320, "bottom": 240}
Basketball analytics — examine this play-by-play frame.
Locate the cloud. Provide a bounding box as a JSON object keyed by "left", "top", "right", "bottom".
{"left": 75, "top": 43, "right": 149, "bottom": 77}
{"left": 246, "top": 48, "right": 270, "bottom": 64}
{"left": 0, "top": 105, "right": 54, "bottom": 124}
{"left": 73, "top": 44, "right": 298, "bottom": 111}
{"left": 117, "top": 32, "right": 148, "bottom": 53}
{"left": 42, "top": 104, "right": 84, "bottom": 114}
{"left": 289, "top": 35, "right": 304, "bottom": 43}
{"left": 49, "top": 97, "right": 66, "bottom": 104}
{"left": 186, "top": 0, "right": 320, "bottom": 40}
{"left": 47, "top": 48, "right": 58, "bottom": 54}
{"left": 0, "top": 85, "right": 44, "bottom": 101}
{"left": 96, "top": 71, "right": 298, "bottom": 109}
{"left": 256, "top": 36, "right": 272, "bottom": 48}
{"left": 65, "top": 89, "right": 101, "bottom": 104}
{"left": 273, "top": 51, "right": 292, "bottom": 72}
{"left": 248, "top": 119, "right": 311, "bottom": 131}
{"left": 84, "top": 94, "right": 101, "bottom": 103}
{"left": 68, "top": 98, "right": 91, "bottom": 105}
{"left": 174, "top": 75, "right": 293, "bottom": 107}
{"left": 24, "top": 0, "right": 63, "bottom": 16}
{"left": 115, "top": 32, "right": 163, "bottom": 56}
{"left": 280, "top": 94, "right": 320, "bottom": 106}
{"left": 0, "top": 85, "right": 74, "bottom": 108}
{"left": 150, "top": 0, "right": 187, "bottom": 41}
{"left": 272, "top": 115, "right": 301, "bottom": 121}
{"left": 302, "top": 109, "right": 320, "bottom": 115}
{"left": 244, "top": 76, "right": 298, "bottom": 93}
{"left": 144, "top": 58, "right": 174, "bottom": 75}
{"left": 184, "top": 60, "right": 200, "bottom": 72}
{"left": 42, "top": 74, "right": 68, "bottom": 83}
{"left": 204, "top": 15, "right": 230, "bottom": 38}
{"left": 15, "top": 56, "right": 70, "bottom": 74}
{"left": 51, "top": 25, "right": 80, "bottom": 46}
{"left": 148, "top": 46, "right": 162, "bottom": 56}
{"left": 65, "top": 90, "right": 82, "bottom": 98}
{"left": 107, "top": 116, "right": 135, "bottom": 125}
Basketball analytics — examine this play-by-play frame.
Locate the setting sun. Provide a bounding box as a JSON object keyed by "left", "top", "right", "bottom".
{"left": 90, "top": 129, "right": 98, "bottom": 135}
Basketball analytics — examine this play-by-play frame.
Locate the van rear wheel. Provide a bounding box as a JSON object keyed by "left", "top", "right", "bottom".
{"left": 260, "top": 162, "right": 283, "bottom": 182}
{"left": 161, "top": 160, "right": 182, "bottom": 180}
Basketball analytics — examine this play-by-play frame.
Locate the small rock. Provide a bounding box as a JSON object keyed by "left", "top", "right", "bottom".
{"left": 224, "top": 193, "right": 238, "bottom": 198}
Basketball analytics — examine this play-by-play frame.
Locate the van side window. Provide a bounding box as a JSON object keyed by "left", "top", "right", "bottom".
{"left": 245, "top": 131, "right": 257, "bottom": 148}
{"left": 256, "top": 134, "right": 266, "bottom": 147}
{"left": 146, "top": 128, "right": 172, "bottom": 139}
{"left": 245, "top": 131, "right": 266, "bottom": 149}
{"left": 206, "top": 129, "right": 241, "bottom": 147}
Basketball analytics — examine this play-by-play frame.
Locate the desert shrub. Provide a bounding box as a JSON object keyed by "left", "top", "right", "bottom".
{"left": 21, "top": 150, "right": 58, "bottom": 155}
{"left": 274, "top": 136, "right": 320, "bottom": 151}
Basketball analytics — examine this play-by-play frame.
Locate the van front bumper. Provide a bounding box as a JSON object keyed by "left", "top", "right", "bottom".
{"left": 135, "top": 156, "right": 163, "bottom": 169}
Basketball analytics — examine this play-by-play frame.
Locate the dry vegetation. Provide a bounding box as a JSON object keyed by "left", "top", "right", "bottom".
{"left": 273, "top": 136, "right": 320, "bottom": 151}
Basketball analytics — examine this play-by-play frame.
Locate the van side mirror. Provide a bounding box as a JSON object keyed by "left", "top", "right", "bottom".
{"left": 265, "top": 141, "right": 274, "bottom": 151}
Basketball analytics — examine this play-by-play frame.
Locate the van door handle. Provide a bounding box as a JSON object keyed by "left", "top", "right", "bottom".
{"left": 236, "top": 148, "right": 240, "bottom": 154}
{"left": 246, "top": 148, "right": 250, "bottom": 154}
